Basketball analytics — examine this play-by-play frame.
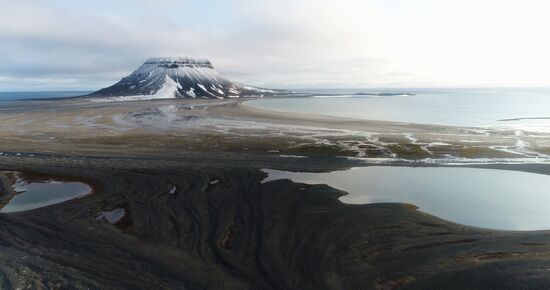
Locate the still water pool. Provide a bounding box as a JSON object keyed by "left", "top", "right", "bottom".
{"left": 264, "top": 166, "right": 550, "bottom": 231}
{"left": 0, "top": 172, "right": 92, "bottom": 213}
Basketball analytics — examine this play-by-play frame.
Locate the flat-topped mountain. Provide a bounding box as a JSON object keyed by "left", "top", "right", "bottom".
{"left": 89, "top": 57, "right": 291, "bottom": 100}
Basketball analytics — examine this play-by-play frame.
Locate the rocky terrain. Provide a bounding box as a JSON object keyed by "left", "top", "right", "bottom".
{"left": 1, "top": 156, "right": 550, "bottom": 289}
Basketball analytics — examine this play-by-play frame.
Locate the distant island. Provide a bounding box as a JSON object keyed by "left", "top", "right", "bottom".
{"left": 498, "top": 116, "right": 550, "bottom": 122}
{"left": 353, "top": 92, "right": 416, "bottom": 96}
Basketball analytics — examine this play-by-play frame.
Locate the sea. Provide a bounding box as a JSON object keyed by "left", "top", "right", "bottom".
{"left": 2, "top": 88, "right": 550, "bottom": 131}
{"left": 246, "top": 87, "right": 550, "bottom": 132}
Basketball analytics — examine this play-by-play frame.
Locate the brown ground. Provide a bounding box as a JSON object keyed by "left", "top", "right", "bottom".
{"left": 0, "top": 97, "right": 548, "bottom": 161}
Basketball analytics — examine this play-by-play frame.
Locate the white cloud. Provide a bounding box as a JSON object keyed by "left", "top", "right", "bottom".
{"left": 0, "top": 0, "right": 549, "bottom": 90}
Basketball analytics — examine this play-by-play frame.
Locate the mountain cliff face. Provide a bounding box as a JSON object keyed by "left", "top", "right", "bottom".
{"left": 89, "top": 57, "right": 291, "bottom": 100}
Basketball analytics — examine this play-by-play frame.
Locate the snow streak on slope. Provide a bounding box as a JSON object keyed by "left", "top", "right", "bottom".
{"left": 105, "top": 75, "right": 182, "bottom": 101}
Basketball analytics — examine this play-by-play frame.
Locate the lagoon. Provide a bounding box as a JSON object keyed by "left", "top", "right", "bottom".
{"left": 264, "top": 166, "right": 550, "bottom": 231}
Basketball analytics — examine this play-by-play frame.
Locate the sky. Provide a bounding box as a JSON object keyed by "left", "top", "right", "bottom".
{"left": 1, "top": 0, "right": 550, "bottom": 91}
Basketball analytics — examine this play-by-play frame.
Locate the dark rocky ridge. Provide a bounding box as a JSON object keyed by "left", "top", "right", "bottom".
{"left": 89, "top": 57, "right": 292, "bottom": 99}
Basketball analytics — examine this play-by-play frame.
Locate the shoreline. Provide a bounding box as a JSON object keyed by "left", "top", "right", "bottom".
{"left": 0, "top": 96, "right": 548, "bottom": 167}
{"left": 0, "top": 96, "right": 549, "bottom": 288}
{"left": 242, "top": 95, "right": 550, "bottom": 133}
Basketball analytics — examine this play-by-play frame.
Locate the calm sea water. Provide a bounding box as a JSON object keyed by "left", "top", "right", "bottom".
{"left": 265, "top": 167, "right": 550, "bottom": 231}
{"left": 247, "top": 88, "right": 550, "bottom": 131}
{"left": 0, "top": 91, "right": 90, "bottom": 102}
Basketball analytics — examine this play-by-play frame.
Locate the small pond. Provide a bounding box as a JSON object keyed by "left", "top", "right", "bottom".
{"left": 0, "top": 172, "right": 92, "bottom": 213}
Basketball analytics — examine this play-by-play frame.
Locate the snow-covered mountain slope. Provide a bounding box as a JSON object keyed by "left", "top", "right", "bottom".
{"left": 88, "top": 57, "right": 292, "bottom": 100}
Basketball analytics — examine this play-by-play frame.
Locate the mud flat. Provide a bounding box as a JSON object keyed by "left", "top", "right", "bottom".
{"left": 0, "top": 97, "right": 549, "bottom": 164}
{"left": 0, "top": 97, "right": 550, "bottom": 289}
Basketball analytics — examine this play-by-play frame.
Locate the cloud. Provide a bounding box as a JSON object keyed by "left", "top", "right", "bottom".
{"left": 0, "top": 0, "right": 549, "bottom": 90}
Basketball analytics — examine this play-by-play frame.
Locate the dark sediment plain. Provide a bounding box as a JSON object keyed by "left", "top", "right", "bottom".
{"left": 1, "top": 97, "right": 550, "bottom": 289}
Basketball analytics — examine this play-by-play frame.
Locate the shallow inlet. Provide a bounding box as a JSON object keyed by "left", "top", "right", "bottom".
{"left": 264, "top": 167, "right": 550, "bottom": 231}
{"left": 0, "top": 172, "right": 92, "bottom": 213}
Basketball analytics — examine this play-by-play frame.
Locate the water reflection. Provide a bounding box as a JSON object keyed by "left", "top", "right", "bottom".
{"left": 0, "top": 172, "right": 92, "bottom": 213}
{"left": 264, "top": 167, "right": 550, "bottom": 231}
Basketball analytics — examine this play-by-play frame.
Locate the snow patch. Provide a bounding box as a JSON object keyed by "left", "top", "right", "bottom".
{"left": 197, "top": 84, "right": 211, "bottom": 94}
{"left": 97, "top": 75, "right": 181, "bottom": 101}
{"left": 152, "top": 75, "right": 181, "bottom": 99}
{"left": 243, "top": 85, "right": 275, "bottom": 93}
{"left": 279, "top": 155, "right": 310, "bottom": 159}
{"left": 186, "top": 87, "right": 196, "bottom": 98}
{"left": 96, "top": 208, "right": 126, "bottom": 224}
{"left": 169, "top": 185, "right": 177, "bottom": 194}
{"left": 211, "top": 85, "right": 225, "bottom": 95}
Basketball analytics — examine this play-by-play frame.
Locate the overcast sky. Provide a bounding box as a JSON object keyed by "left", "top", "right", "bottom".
{"left": 1, "top": 0, "right": 550, "bottom": 91}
